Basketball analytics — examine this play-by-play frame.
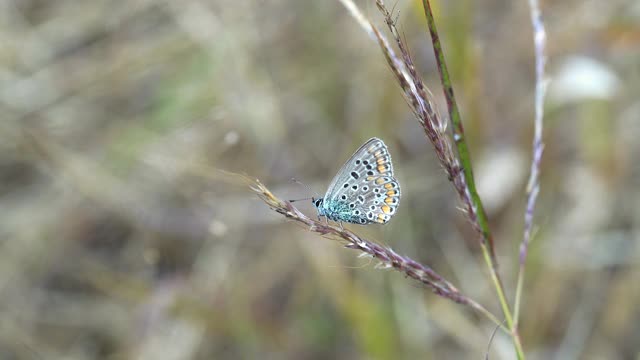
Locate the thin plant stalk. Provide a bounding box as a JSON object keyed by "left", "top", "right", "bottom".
{"left": 418, "top": 1, "right": 524, "bottom": 358}
{"left": 419, "top": 0, "right": 496, "bottom": 263}
{"left": 341, "top": 0, "right": 523, "bottom": 355}
{"left": 338, "top": 0, "right": 536, "bottom": 356}
{"left": 514, "top": 0, "right": 548, "bottom": 325}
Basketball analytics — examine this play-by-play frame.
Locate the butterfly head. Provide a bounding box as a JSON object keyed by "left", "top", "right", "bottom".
{"left": 312, "top": 197, "right": 323, "bottom": 209}
{"left": 312, "top": 197, "right": 329, "bottom": 219}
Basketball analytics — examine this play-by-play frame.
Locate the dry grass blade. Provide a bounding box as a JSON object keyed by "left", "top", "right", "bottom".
{"left": 340, "top": 0, "right": 484, "bottom": 249}
{"left": 243, "top": 173, "right": 505, "bottom": 331}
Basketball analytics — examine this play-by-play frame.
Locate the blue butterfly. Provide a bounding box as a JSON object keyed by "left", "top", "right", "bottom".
{"left": 313, "top": 138, "right": 401, "bottom": 225}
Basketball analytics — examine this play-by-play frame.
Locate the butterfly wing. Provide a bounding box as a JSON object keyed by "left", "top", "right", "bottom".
{"left": 324, "top": 138, "right": 401, "bottom": 224}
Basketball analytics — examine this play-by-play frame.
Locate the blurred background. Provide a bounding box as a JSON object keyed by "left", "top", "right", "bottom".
{"left": 1, "top": 0, "right": 639, "bottom": 359}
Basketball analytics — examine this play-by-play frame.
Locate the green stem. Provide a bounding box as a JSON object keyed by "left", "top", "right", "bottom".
{"left": 514, "top": 264, "right": 525, "bottom": 324}
{"left": 481, "top": 243, "right": 525, "bottom": 359}
{"left": 420, "top": 1, "right": 524, "bottom": 358}
{"left": 420, "top": 0, "right": 495, "bottom": 262}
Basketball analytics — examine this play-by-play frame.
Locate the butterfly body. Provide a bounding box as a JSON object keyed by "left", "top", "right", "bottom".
{"left": 313, "top": 138, "right": 401, "bottom": 225}
{"left": 314, "top": 198, "right": 362, "bottom": 224}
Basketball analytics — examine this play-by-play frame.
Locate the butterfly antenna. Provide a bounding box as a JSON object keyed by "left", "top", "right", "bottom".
{"left": 288, "top": 197, "right": 312, "bottom": 203}
{"left": 290, "top": 178, "right": 320, "bottom": 200}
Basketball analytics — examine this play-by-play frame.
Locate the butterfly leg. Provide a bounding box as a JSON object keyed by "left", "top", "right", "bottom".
{"left": 339, "top": 221, "right": 344, "bottom": 230}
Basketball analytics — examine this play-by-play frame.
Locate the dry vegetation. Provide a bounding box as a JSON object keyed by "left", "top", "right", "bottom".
{"left": 1, "top": 0, "right": 639, "bottom": 359}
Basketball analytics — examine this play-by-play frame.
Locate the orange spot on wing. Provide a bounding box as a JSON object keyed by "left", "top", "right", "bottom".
{"left": 384, "top": 183, "right": 393, "bottom": 190}
{"left": 385, "top": 197, "right": 394, "bottom": 205}
{"left": 376, "top": 178, "right": 385, "bottom": 185}
{"left": 377, "top": 214, "right": 385, "bottom": 222}
{"left": 377, "top": 158, "right": 385, "bottom": 164}
{"left": 381, "top": 205, "right": 391, "bottom": 214}
{"left": 387, "top": 190, "right": 396, "bottom": 196}
{"left": 366, "top": 176, "right": 375, "bottom": 181}
{"left": 377, "top": 165, "right": 386, "bottom": 173}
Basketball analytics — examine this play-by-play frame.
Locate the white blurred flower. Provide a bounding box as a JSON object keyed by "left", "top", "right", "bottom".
{"left": 549, "top": 56, "right": 620, "bottom": 104}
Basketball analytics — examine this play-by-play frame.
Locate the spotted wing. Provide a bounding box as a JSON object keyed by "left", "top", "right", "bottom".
{"left": 324, "top": 138, "right": 401, "bottom": 224}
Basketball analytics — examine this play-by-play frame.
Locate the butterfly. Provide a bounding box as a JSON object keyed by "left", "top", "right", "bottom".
{"left": 313, "top": 137, "right": 401, "bottom": 225}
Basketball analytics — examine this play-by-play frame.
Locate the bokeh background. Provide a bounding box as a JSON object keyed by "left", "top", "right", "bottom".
{"left": 1, "top": 0, "right": 639, "bottom": 359}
